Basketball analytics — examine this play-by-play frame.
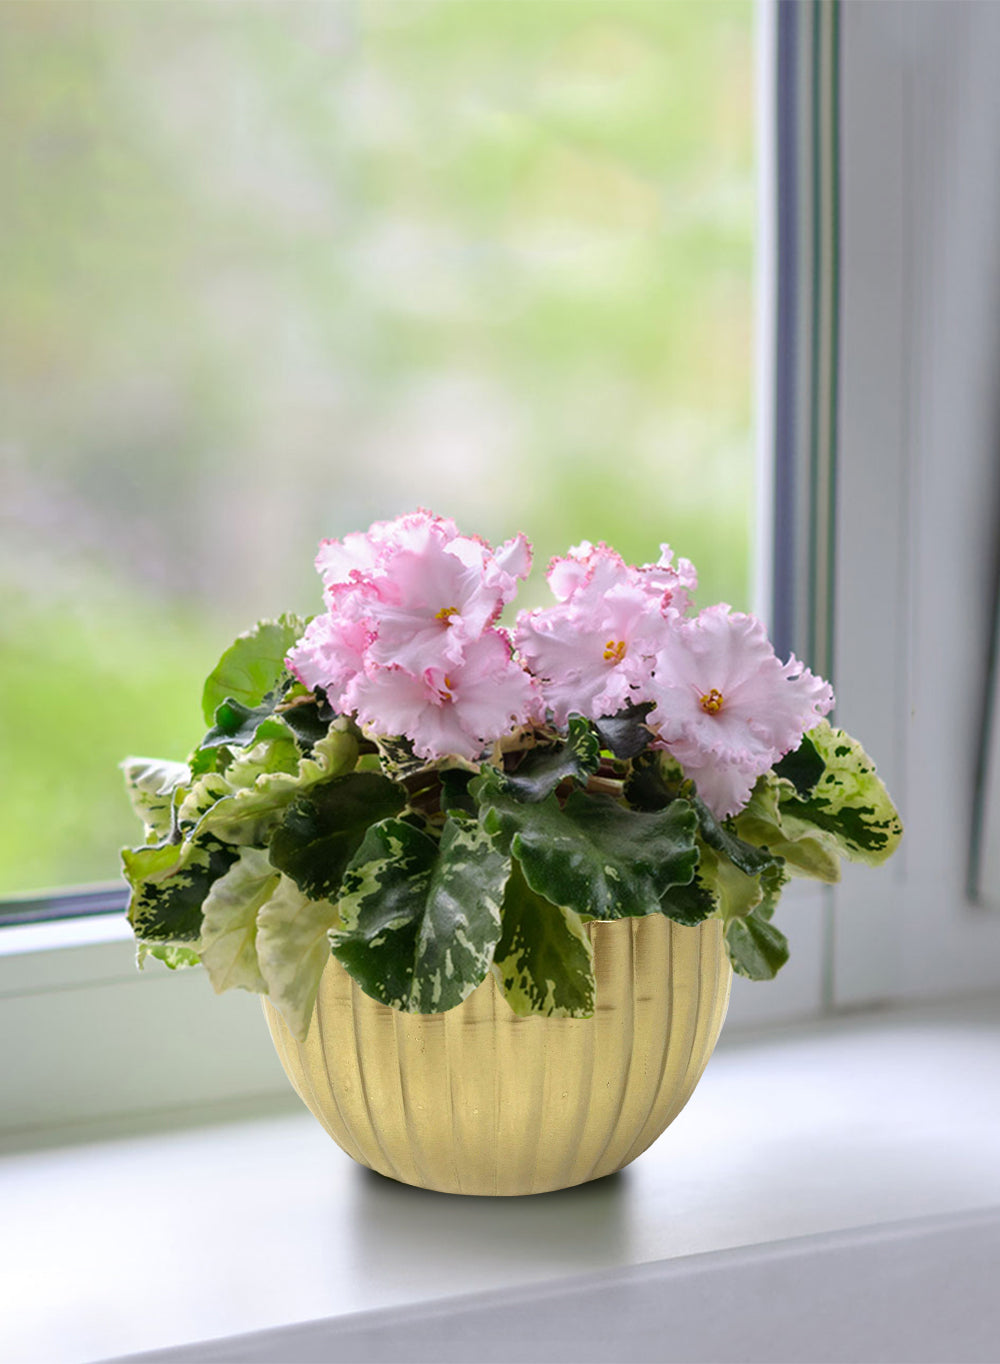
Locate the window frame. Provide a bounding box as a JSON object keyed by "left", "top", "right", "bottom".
{"left": 26, "top": 0, "right": 1000, "bottom": 1137}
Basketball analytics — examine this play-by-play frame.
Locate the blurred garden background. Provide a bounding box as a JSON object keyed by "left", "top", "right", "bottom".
{"left": 0, "top": 0, "right": 756, "bottom": 896}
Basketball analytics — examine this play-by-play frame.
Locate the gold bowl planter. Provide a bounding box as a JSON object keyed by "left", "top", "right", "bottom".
{"left": 263, "top": 914, "right": 732, "bottom": 1197}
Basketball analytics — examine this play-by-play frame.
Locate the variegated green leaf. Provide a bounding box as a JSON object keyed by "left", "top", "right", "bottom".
{"left": 735, "top": 777, "right": 841, "bottom": 884}
{"left": 772, "top": 730, "right": 826, "bottom": 798}
{"left": 492, "top": 860, "right": 594, "bottom": 1017}
{"left": 478, "top": 772, "right": 698, "bottom": 921}
{"left": 269, "top": 770, "right": 406, "bottom": 901}
{"left": 696, "top": 842, "right": 763, "bottom": 925}
{"left": 181, "top": 723, "right": 360, "bottom": 847}
{"left": 137, "top": 942, "right": 201, "bottom": 970}
{"left": 122, "top": 836, "right": 237, "bottom": 945}
{"left": 331, "top": 815, "right": 509, "bottom": 1013}
{"left": 201, "top": 614, "right": 307, "bottom": 725}
{"left": 500, "top": 715, "right": 601, "bottom": 803}
{"left": 779, "top": 721, "right": 903, "bottom": 865}
{"left": 198, "top": 846, "right": 279, "bottom": 994}
{"left": 121, "top": 756, "right": 189, "bottom": 843}
{"left": 256, "top": 874, "right": 338, "bottom": 1041}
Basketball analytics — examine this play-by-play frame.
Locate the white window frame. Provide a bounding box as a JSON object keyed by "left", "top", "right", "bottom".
{"left": 9, "top": 0, "right": 999, "bottom": 1139}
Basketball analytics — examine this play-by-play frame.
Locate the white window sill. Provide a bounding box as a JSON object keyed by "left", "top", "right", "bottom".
{"left": 2, "top": 992, "right": 998, "bottom": 1364}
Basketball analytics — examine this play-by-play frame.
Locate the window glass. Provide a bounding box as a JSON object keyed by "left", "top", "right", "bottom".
{"left": 0, "top": 0, "right": 755, "bottom": 896}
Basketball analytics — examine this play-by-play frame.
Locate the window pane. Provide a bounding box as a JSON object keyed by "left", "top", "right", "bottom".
{"left": 0, "top": 0, "right": 756, "bottom": 897}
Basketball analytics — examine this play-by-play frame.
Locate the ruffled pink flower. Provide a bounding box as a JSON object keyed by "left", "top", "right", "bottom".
{"left": 286, "top": 612, "right": 372, "bottom": 700}
{"left": 314, "top": 509, "right": 459, "bottom": 588}
{"left": 366, "top": 530, "right": 530, "bottom": 674}
{"left": 290, "top": 512, "right": 533, "bottom": 712}
{"left": 635, "top": 545, "right": 698, "bottom": 617}
{"left": 646, "top": 605, "right": 834, "bottom": 818}
{"left": 515, "top": 574, "right": 662, "bottom": 726}
{"left": 344, "top": 629, "right": 541, "bottom": 762}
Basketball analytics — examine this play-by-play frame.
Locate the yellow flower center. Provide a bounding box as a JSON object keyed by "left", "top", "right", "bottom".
{"left": 436, "top": 606, "right": 459, "bottom": 623}
{"left": 699, "top": 688, "right": 724, "bottom": 715}
{"left": 603, "top": 639, "right": 626, "bottom": 664}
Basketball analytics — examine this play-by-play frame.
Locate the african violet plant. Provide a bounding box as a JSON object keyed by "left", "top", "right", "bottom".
{"left": 122, "top": 510, "right": 902, "bottom": 1040}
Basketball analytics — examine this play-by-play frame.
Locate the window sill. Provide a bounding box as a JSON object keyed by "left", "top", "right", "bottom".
{"left": 2, "top": 993, "right": 998, "bottom": 1363}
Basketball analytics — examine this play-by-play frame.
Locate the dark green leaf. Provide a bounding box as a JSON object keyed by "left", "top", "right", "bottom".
{"left": 479, "top": 771, "right": 698, "bottom": 921}
{"left": 593, "top": 701, "right": 655, "bottom": 759}
{"left": 501, "top": 715, "right": 600, "bottom": 802}
{"left": 692, "top": 794, "right": 779, "bottom": 878}
{"left": 658, "top": 871, "right": 717, "bottom": 926}
{"left": 269, "top": 771, "right": 406, "bottom": 901}
{"left": 440, "top": 768, "right": 477, "bottom": 816}
{"left": 122, "top": 836, "right": 238, "bottom": 945}
{"left": 726, "top": 906, "right": 790, "bottom": 980}
{"left": 492, "top": 859, "right": 595, "bottom": 1016}
{"left": 331, "top": 816, "right": 509, "bottom": 1012}
{"left": 773, "top": 732, "right": 825, "bottom": 798}
{"left": 624, "top": 750, "right": 685, "bottom": 812}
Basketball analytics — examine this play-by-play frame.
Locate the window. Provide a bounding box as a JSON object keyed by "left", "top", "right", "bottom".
{"left": 1, "top": 0, "right": 757, "bottom": 912}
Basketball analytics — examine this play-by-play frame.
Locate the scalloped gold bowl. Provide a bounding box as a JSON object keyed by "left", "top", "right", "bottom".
{"left": 263, "top": 914, "right": 732, "bottom": 1196}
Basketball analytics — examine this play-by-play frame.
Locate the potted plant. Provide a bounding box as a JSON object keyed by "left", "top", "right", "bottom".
{"left": 122, "top": 510, "right": 901, "bottom": 1196}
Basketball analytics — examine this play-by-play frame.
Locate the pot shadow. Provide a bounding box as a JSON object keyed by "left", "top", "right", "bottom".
{"left": 343, "top": 1163, "right": 631, "bottom": 1294}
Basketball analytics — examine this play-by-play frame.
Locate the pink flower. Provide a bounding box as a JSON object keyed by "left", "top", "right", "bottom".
{"left": 289, "top": 512, "right": 533, "bottom": 711}
{"left": 516, "top": 548, "right": 663, "bottom": 724}
{"left": 545, "top": 541, "right": 632, "bottom": 603}
{"left": 286, "top": 612, "right": 372, "bottom": 700}
{"left": 646, "top": 605, "right": 835, "bottom": 818}
{"left": 635, "top": 545, "right": 698, "bottom": 618}
{"left": 314, "top": 509, "right": 459, "bottom": 588}
{"left": 344, "top": 629, "right": 541, "bottom": 762}
{"left": 366, "top": 529, "right": 530, "bottom": 674}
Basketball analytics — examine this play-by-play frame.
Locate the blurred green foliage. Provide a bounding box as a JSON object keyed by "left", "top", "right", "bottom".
{"left": 0, "top": 0, "right": 755, "bottom": 896}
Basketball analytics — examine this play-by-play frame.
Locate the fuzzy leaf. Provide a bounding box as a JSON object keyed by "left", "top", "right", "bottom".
{"left": 122, "top": 836, "right": 237, "bottom": 945}
{"left": 198, "top": 846, "right": 279, "bottom": 994}
{"left": 331, "top": 815, "right": 509, "bottom": 1013}
{"left": 501, "top": 715, "right": 601, "bottom": 802}
{"left": 779, "top": 721, "right": 903, "bottom": 865}
{"left": 478, "top": 772, "right": 698, "bottom": 921}
{"left": 269, "top": 771, "right": 406, "bottom": 901}
{"left": 492, "top": 859, "right": 595, "bottom": 1017}
{"left": 201, "top": 615, "right": 307, "bottom": 726}
{"left": 256, "top": 875, "right": 338, "bottom": 1041}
